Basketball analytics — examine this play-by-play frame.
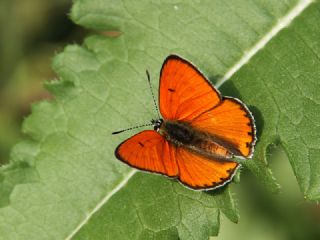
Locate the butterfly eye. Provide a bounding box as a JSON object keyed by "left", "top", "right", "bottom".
{"left": 152, "top": 119, "right": 163, "bottom": 131}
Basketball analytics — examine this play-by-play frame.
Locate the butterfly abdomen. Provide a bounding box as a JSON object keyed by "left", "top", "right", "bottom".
{"left": 196, "top": 139, "right": 232, "bottom": 159}
{"left": 161, "top": 120, "right": 232, "bottom": 159}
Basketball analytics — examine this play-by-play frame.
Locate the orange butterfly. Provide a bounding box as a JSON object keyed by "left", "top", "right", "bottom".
{"left": 114, "top": 55, "right": 256, "bottom": 190}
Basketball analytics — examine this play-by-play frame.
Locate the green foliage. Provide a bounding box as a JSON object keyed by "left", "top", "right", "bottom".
{"left": 0, "top": 0, "right": 319, "bottom": 239}
{"left": 221, "top": 1, "right": 320, "bottom": 199}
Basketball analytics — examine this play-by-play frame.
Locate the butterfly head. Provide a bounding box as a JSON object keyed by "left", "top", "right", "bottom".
{"left": 151, "top": 119, "right": 163, "bottom": 132}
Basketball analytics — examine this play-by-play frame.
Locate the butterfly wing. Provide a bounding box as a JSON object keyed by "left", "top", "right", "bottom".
{"left": 115, "top": 130, "right": 178, "bottom": 177}
{"left": 191, "top": 97, "right": 256, "bottom": 158}
{"left": 159, "top": 55, "right": 221, "bottom": 121}
{"left": 115, "top": 130, "right": 238, "bottom": 190}
{"left": 159, "top": 55, "right": 255, "bottom": 158}
{"left": 175, "top": 147, "right": 239, "bottom": 190}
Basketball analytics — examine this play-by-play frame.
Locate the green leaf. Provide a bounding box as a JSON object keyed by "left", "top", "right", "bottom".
{"left": 72, "top": 173, "right": 238, "bottom": 240}
{"left": 221, "top": 0, "right": 320, "bottom": 200}
{"left": 0, "top": 0, "right": 319, "bottom": 239}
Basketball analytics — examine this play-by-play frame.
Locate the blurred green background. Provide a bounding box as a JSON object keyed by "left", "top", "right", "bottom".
{"left": 215, "top": 147, "right": 320, "bottom": 240}
{"left": 0, "top": 1, "right": 319, "bottom": 239}
{"left": 0, "top": 0, "right": 86, "bottom": 165}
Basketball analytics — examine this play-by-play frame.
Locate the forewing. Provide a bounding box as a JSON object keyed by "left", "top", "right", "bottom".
{"left": 175, "top": 147, "right": 239, "bottom": 190}
{"left": 191, "top": 97, "right": 256, "bottom": 158}
{"left": 159, "top": 55, "right": 221, "bottom": 121}
{"left": 115, "top": 130, "right": 178, "bottom": 177}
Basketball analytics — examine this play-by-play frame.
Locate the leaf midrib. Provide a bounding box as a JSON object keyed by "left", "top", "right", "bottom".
{"left": 216, "top": 0, "right": 313, "bottom": 88}
{"left": 65, "top": 169, "right": 137, "bottom": 240}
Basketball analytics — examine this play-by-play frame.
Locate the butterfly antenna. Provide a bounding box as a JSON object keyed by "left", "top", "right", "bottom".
{"left": 146, "top": 70, "right": 161, "bottom": 119}
{"left": 112, "top": 123, "right": 154, "bottom": 135}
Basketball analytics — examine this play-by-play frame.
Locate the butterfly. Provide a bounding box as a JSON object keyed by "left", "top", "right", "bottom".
{"left": 114, "top": 55, "right": 256, "bottom": 190}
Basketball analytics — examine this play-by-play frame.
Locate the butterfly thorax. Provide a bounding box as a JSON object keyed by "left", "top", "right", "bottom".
{"left": 159, "top": 120, "right": 233, "bottom": 160}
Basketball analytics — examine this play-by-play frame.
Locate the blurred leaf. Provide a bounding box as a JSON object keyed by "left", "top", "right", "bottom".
{"left": 0, "top": 0, "right": 72, "bottom": 84}
{"left": 0, "top": 0, "right": 318, "bottom": 240}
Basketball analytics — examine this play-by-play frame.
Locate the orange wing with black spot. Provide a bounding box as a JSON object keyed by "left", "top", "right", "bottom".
{"left": 159, "top": 55, "right": 256, "bottom": 158}
{"left": 115, "top": 130, "right": 178, "bottom": 177}
{"left": 191, "top": 97, "right": 256, "bottom": 158}
{"left": 159, "top": 55, "right": 221, "bottom": 121}
{"left": 175, "top": 147, "right": 239, "bottom": 190}
{"left": 115, "top": 129, "right": 239, "bottom": 190}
